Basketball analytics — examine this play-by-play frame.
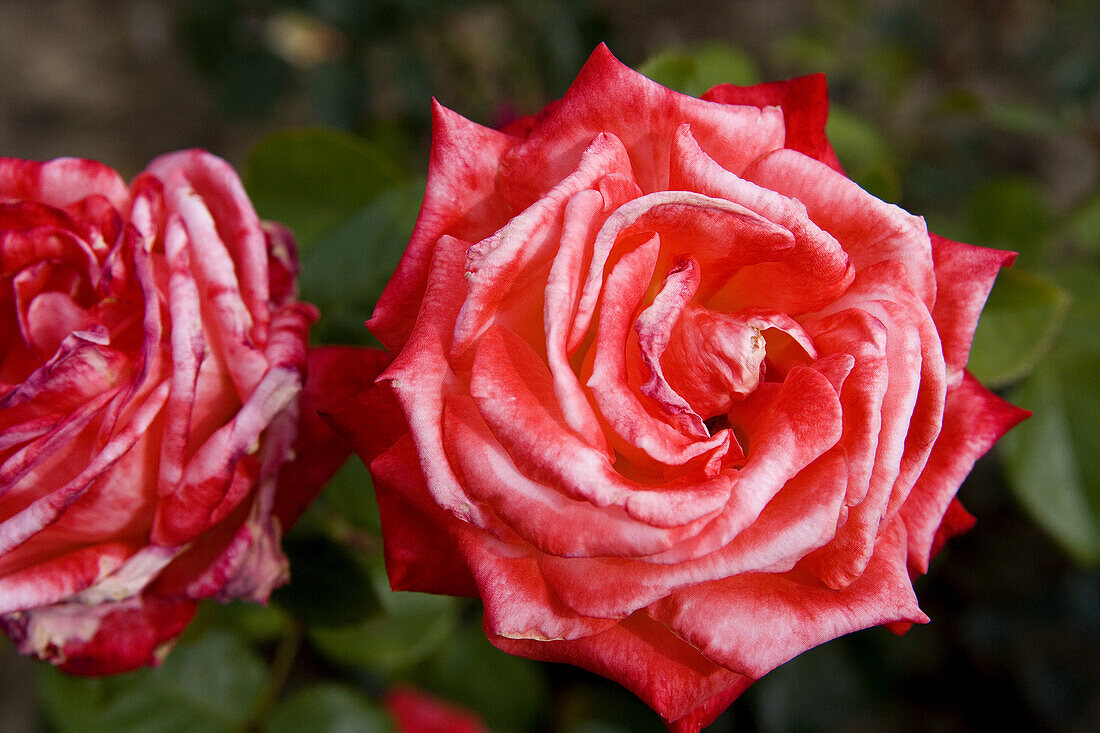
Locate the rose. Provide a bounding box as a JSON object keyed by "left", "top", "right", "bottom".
{"left": 0, "top": 150, "right": 360, "bottom": 674}
{"left": 384, "top": 687, "right": 489, "bottom": 733}
{"left": 330, "top": 45, "right": 1029, "bottom": 731}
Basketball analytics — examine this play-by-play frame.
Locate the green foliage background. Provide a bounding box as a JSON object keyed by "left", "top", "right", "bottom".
{"left": 4, "top": 1, "right": 1099, "bottom": 731}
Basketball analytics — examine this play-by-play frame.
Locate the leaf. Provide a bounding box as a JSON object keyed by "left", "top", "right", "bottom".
{"left": 1003, "top": 360, "right": 1100, "bottom": 564}
{"left": 266, "top": 684, "right": 393, "bottom": 733}
{"left": 308, "top": 555, "right": 460, "bottom": 676}
{"left": 270, "top": 532, "right": 380, "bottom": 627}
{"left": 38, "top": 629, "right": 266, "bottom": 733}
{"left": 318, "top": 455, "right": 382, "bottom": 535}
{"left": 1069, "top": 191, "right": 1100, "bottom": 256}
{"left": 965, "top": 178, "right": 1053, "bottom": 264}
{"left": 420, "top": 624, "right": 548, "bottom": 733}
{"left": 983, "top": 100, "right": 1065, "bottom": 137}
{"left": 639, "top": 42, "right": 758, "bottom": 96}
{"left": 245, "top": 128, "right": 406, "bottom": 249}
{"left": 825, "top": 106, "right": 899, "bottom": 201}
{"left": 967, "top": 268, "right": 1069, "bottom": 389}
{"left": 298, "top": 179, "right": 425, "bottom": 345}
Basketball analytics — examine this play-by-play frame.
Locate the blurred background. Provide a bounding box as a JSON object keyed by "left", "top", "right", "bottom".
{"left": 2, "top": 0, "right": 1099, "bottom": 731}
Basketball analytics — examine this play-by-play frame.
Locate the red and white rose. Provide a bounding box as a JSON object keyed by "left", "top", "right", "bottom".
{"left": 332, "top": 46, "right": 1029, "bottom": 731}
{"left": 0, "top": 150, "right": 359, "bottom": 674}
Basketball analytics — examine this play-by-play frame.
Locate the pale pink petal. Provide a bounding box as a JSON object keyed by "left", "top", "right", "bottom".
{"left": 470, "top": 325, "right": 733, "bottom": 527}
{"left": 451, "top": 132, "right": 634, "bottom": 357}
{"left": 745, "top": 148, "right": 937, "bottom": 310}
{"left": 0, "top": 541, "right": 134, "bottom": 614}
{"left": 669, "top": 126, "right": 853, "bottom": 313}
{"left": 543, "top": 188, "right": 614, "bottom": 452}
{"left": 586, "top": 236, "right": 732, "bottom": 469}
{"left": 0, "top": 157, "right": 129, "bottom": 211}
{"left": 443, "top": 394, "right": 713, "bottom": 558}
{"left": 650, "top": 518, "right": 927, "bottom": 679}
{"left": 370, "top": 103, "right": 520, "bottom": 353}
{"left": 382, "top": 235, "right": 492, "bottom": 527}
{"left": 146, "top": 150, "right": 271, "bottom": 340}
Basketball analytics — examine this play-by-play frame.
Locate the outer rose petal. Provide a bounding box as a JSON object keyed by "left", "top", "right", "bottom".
{"left": 370, "top": 104, "right": 520, "bottom": 354}
{"left": 702, "top": 73, "right": 843, "bottom": 171}
{"left": 490, "top": 612, "right": 751, "bottom": 727}
{"left": 0, "top": 593, "right": 197, "bottom": 676}
{"left": 899, "top": 372, "right": 1030, "bottom": 574}
{"left": 273, "top": 345, "right": 391, "bottom": 528}
{"left": 929, "top": 233, "right": 1016, "bottom": 382}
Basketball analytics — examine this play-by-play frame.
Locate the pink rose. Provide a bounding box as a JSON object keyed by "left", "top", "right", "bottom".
{"left": 0, "top": 150, "right": 356, "bottom": 674}
{"left": 331, "top": 46, "right": 1029, "bottom": 731}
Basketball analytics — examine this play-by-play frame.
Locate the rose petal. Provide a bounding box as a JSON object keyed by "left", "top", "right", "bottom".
{"left": 929, "top": 233, "right": 1017, "bottom": 383}
{"left": 900, "top": 371, "right": 1030, "bottom": 574}
{"left": 669, "top": 125, "right": 853, "bottom": 313}
{"left": 500, "top": 44, "right": 785, "bottom": 204}
{"left": 370, "top": 435, "right": 479, "bottom": 597}
{"left": 745, "top": 147, "right": 937, "bottom": 310}
{"left": 370, "top": 103, "right": 520, "bottom": 353}
{"left": 471, "top": 325, "right": 733, "bottom": 527}
{"left": 701, "top": 72, "right": 843, "bottom": 171}
{"left": 490, "top": 612, "right": 751, "bottom": 726}
{"left": 451, "top": 132, "right": 635, "bottom": 358}
{"left": 649, "top": 518, "right": 927, "bottom": 679}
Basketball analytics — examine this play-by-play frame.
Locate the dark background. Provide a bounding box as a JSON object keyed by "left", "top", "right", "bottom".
{"left": 1, "top": 1, "right": 1098, "bottom": 731}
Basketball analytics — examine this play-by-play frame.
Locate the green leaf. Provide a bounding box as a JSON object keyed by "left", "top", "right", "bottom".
{"left": 245, "top": 128, "right": 406, "bottom": 249}
{"left": 965, "top": 178, "right": 1053, "bottom": 264}
{"left": 266, "top": 684, "right": 393, "bottom": 733}
{"left": 983, "top": 100, "right": 1065, "bottom": 137}
{"left": 319, "top": 456, "right": 382, "bottom": 535}
{"left": 825, "top": 106, "right": 900, "bottom": 202}
{"left": 308, "top": 556, "right": 459, "bottom": 676}
{"left": 270, "top": 532, "right": 380, "bottom": 627}
{"left": 1003, "top": 360, "right": 1100, "bottom": 564}
{"left": 639, "top": 42, "right": 758, "bottom": 96}
{"left": 299, "top": 179, "right": 425, "bottom": 345}
{"left": 1068, "top": 191, "right": 1100, "bottom": 256}
{"left": 421, "top": 624, "right": 548, "bottom": 733}
{"left": 38, "top": 629, "right": 266, "bottom": 733}
{"left": 967, "top": 268, "right": 1069, "bottom": 389}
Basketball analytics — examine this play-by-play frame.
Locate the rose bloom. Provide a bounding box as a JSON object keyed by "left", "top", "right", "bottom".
{"left": 331, "top": 46, "right": 1029, "bottom": 731}
{"left": 0, "top": 150, "right": 359, "bottom": 674}
{"left": 384, "top": 687, "right": 489, "bottom": 733}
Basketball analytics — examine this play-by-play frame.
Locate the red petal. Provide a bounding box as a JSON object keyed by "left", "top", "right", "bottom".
{"left": 701, "top": 73, "right": 843, "bottom": 171}
{"left": 900, "top": 372, "right": 1029, "bottom": 574}
{"left": 273, "top": 345, "right": 391, "bottom": 528}
{"left": 369, "top": 436, "right": 477, "bottom": 597}
{"left": 490, "top": 612, "right": 750, "bottom": 728}
{"left": 929, "top": 233, "right": 1016, "bottom": 381}
{"left": 1, "top": 593, "right": 197, "bottom": 675}
{"left": 370, "top": 103, "right": 519, "bottom": 353}
{"left": 500, "top": 44, "right": 784, "bottom": 204}
{"left": 384, "top": 686, "right": 489, "bottom": 733}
